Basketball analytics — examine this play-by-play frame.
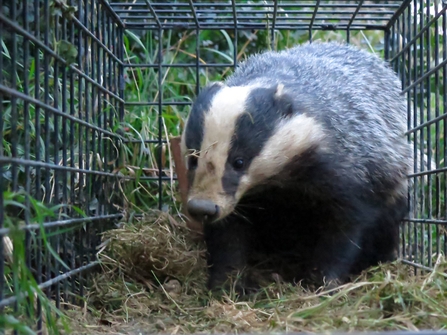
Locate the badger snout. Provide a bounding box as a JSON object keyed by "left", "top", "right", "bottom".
{"left": 187, "top": 199, "right": 220, "bottom": 223}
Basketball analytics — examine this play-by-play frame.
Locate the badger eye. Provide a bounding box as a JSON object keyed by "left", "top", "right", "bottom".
{"left": 232, "top": 158, "right": 245, "bottom": 170}
{"left": 188, "top": 156, "right": 198, "bottom": 170}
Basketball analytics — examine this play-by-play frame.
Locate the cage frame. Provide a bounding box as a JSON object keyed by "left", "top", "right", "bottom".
{"left": 1, "top": 0, "right": 446, "bottom": 333}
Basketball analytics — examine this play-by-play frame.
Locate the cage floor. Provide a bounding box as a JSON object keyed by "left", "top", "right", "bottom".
{"left": 57, "top": 212, "right": 447, "bottom": 335}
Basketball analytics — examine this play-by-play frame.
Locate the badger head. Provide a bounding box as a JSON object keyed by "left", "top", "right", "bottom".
{"left": 180, "top": 82, "right": 326, "bottom": 224}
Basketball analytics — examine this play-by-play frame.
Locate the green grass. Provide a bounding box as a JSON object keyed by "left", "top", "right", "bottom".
{"left": 62, "top": 212, "right": 447, "bottom": 335}
{"left": 1, "top": 0, "right": 447, "bottom": 333}
{"left": 1, "top": 190, "right": 88, "bottom": 334}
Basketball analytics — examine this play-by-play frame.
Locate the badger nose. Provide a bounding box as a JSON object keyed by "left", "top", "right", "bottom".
{"left": 187, "top": 199, "right": 219, "bottom": 223}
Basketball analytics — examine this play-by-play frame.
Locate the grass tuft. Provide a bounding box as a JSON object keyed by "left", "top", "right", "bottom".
{"left": 63, "top": 213, "right": 447, "bottom": 335}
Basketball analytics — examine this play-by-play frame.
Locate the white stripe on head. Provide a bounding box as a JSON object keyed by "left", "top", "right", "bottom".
{"left": 237, "top": 113, "right": 327, "bottom": 198}
{"left": 184, "top": 83, "right": 326, "bottom": 220}
{"left": 188, "top": 85, "right": 255, "bottom": 215}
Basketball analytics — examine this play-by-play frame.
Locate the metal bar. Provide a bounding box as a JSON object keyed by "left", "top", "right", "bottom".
{"left": 20, "top": 0, "right": 33, "bottom": 309}
{"left": 400, "top": 0, "right": 409, "bottom": 262}
{"left": 401, "top": 259, "right": 437, "bottom": 272}
{"left": 194, "top": 2, "right": 200, "bottom": 97}
{"left": 69, "top": 0, "right": 80, "bottom": 307}
{"left": 123, "top": 15, "right": 398, "bottom": 22}
{"left": 158, "top": 26, "right": 163, "bottom": 211}
{"left": 110, "top": 2, "right": 402, "bottom": 9}
{"left": 425, "top": 0, "right": 433, "bottom": 268}
{"left": 63, "top": 13, "right": 122, "bottom": 64}
{"left": 412, "top": 0, "right": 419, "bottom": 276}
{"left": 138, "top": 176, "right": 177, "bottom": 182}
{"left": 124, "top": 101, "right": 191, "bottom": 106}
{"left": 1, "top": 0, "right": 444, "bottom": 322}
{"left": 43, "top": 0, "right": 52, "bottom": 312}
{"left": 9, "top": 0, "right": 18, "bottom": 197}
{"left": 123, "top": 63, "right": 234, "bottom": 68}
{"left": 0, "top": 84, "right": 124, "bottom": 139}
{"left": 401, "top": 55, "right": 447, "bottom": 95}
{"left": 384, "top": 28, "right": 390, "bottom": 62}
{"left": 407, "top": 165, "right": 447, "bottom": 179}
{"left": 120, "top": 23, "right": 389, "bottom": 30}
{"left": 389, "top": 4, "right": 447, "bottom": 63}
{"left": 64, "top": 0, "right": 75, "bottom": 306}
{"left": 0, "top": 157, "right": 131, "bottom": 179}
{"left": 120, "top": 18, "right": 394, "bottom": 25}
{"left": 347, "top": 0, "right": 364, "bottom": 31}
{"left": 231, "top": 0, "right": 237, "bottom": 71}
{"left": 0, "top": 12, "right": 124, "bottom": 100}
{"left": 29, "top": 0, "right": 42, "bottom": 325}
{"left": 188, "top": 0, "right": 200, "bottom": 29}
{"left": 385, "top": 0, "right": 413, "bottom": 31}
{"left": 402, "top": 218, "right": 447, "bottom": 225}
{"left": 112, "top": 9, "right": 397, "bottom": 16}
{"left": 0, "top": 214, "right": 122, "bottom": 247}
{"left": 308, "top": 0, "right": 320, "bottom": 42}
{"left": 123, "top": 139, "right": 168, "bottom": 144}
{"left": 97, "top": 0, "right": 125, "bottom": 27}
{"left": 405, "top": 1, "right": 413, "bottom": 268}
{"left": 53, "top": 0, "right": 62, "bottom": 310}
{"left": 443, "top": 0, "right": 447, "bottom": 258}
{"left": 0, "top": 261, "right": 101, "bottom": 309}
{"left": 0, "top": 0, "right": 4, "bottom": 309}
{"left": 433, "top": 0, "right": 441, "bottom": 261}
{"left": 78, "top": 0, "right": 92, "bottom": 302}
{"left": 419, "top": 0, "right": 426, "bottom": 268}
{"left": 271, "top": 0, "right": 278, "bottom": 49}
{"left": 101, "top": 4, "right": 110, "bottom": 219}
{"left": 142, "top": 0, "right": 161, "bottom": 27}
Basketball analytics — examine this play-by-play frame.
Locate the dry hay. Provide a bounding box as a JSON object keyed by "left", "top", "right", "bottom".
{"left": 64, "top": 211, "right": 447, "bottom": 335}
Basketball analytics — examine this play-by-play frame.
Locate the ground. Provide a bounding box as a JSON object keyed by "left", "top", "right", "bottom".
{"left": 60, "top": 211, "right": 447, "bottom": 335}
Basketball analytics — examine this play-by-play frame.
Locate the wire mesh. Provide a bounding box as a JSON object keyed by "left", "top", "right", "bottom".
{"left": 115, "top": 0, "right": 446, "bottom": 270}
{"left": 387, "top": 0, "right": 447, "bottom": 272}
{"left": 108, "top": 0, "right": 405, "bottom": 31}
{"left": 0, "top": 0, "right": 125, "bottom": 327}
{"left": 1, "top": 0, "right": 446, "bottom": 333}
{"left": 115, "top": 1, "right": 406, "bottom": 215}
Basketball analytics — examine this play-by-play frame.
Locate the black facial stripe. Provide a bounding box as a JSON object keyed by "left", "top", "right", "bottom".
{"left": 185, "top": 82, "right": 223, "bottom": 151}
{"left": 187, "top": 170, "right": 195, "bottom": 192}
{"left": 185, "top": 82, "right": 223, "bottom": 189}
{"left": 221, "top": 165, "right": 242, "bottom": 196}
{"left": 222, "top": 86, "right": 290, "bottom": 195}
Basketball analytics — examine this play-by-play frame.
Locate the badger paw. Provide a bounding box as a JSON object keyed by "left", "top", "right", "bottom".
{"left": 208, "top": 270, "right": 260, "bottom": 299}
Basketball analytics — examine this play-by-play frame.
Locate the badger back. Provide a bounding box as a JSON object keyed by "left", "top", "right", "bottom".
{"left": 180, "top": 78, "right": 328, "bottom": 221}
{"left": 180, "top": 42, "right": 412, "bottom": 222}
{"left": 227, "top": 42, "right": 412, "bottom": 183}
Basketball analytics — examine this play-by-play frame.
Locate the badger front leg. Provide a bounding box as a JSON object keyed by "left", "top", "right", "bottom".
{"left": 203, "top": 218, "right": 254, "bottom": 296}
{"left": 311, "top": 198, "right": 381, "bottom": 288}
{"left": 311, "top": 225, "right": 363, "bottom": 287}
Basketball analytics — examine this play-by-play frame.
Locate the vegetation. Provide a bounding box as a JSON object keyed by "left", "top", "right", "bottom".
{"left": 65, "top": 211, "right": 447, "bottom": 334}
{"left": 1, "top": 0, "right": 446, "bottom": 334}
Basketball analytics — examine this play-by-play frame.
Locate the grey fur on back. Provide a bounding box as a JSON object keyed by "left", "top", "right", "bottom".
{"left": 225, "top": 41, "right": 412, "bottom": 189}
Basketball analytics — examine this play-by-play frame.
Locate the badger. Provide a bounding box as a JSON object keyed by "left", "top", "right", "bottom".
{"left": 180, "top": 42, "right": 412, "bottom": 295}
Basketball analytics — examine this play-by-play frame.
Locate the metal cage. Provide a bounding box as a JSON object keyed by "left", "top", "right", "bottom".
{"left": 0, "top": 0, "right": 445, "bottom": 333}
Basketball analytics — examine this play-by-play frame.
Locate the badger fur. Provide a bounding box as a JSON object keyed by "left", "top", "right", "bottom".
{"left": 180, "top": 42, "right": 412, "bottom": 295}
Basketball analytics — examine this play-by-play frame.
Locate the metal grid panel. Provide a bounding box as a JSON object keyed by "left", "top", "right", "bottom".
{"left": 388, "top": 0, "right": 447, "bottom": 272}
{"left": 109, "top": 0, "right": 405, "bottom": 30}
{"left": 115, "top": 0, "right": 447, "bottom": 275}
{"left": 0, "top": 0, "right": 125, "bottom": 326}
{"left": 117, "top": 2, "right": 410, "bottom": 216}
{"left": 2, "top": 0, "right": 447, "bottom": 332}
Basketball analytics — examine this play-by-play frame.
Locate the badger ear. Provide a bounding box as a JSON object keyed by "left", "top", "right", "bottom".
{"left": 273, "top": 83, "right": 294, "bottom": 118}
{"left": 274, "top": 83, "right": 286, "bottom": 98}
{"left": 198, "top": 81, "right": 226, "bottom": 95}
{"left": 208, "top": 81, "right": 226, "bottom": 89}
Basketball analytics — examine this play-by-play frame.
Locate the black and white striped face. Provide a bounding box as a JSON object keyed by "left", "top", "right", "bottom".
{"left": 180, "top": 82, "right": 326, "bottom": 224}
